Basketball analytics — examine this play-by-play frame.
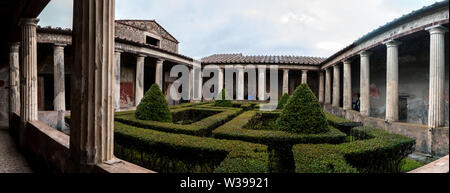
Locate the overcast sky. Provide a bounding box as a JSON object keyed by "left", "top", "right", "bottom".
{"left": 38, "top": 0, "right": 439, "bottom": 59}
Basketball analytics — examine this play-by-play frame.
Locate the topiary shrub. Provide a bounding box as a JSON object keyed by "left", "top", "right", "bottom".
{"left": 277, "top": 94, "right": 290, "bottom": 109}
{"left": 135, "top": 84, "right": 172, "bottom": 122}
{"left": 215, "top": 88, "right": 233, "bottom": 107}
{"left": 276, "top": 84, "right": 329, "bottom": 134}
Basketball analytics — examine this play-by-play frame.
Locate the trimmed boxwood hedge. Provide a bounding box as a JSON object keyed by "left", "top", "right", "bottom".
{"left": 277, "top": 94, "right": 290, "bottom": 109}
{"left": 213, "top": 111, "right": 347, "bottom": 145}
{"left": 293, "top": 126, "right": 415, "bottom": 173}
{"left": 276, "top": 84, "right": 329, "bottom": 134}
{"left": 114, "top": 121, "right": 269, "bottom": 173}
{"left": 136, "top": 84, "right": 172, "bottom": 122}
{"left": 215, "top": 89, "right": 233, "bottom": 107}
{"left": 115, "top": 107, "right": 243, "bottom": 137}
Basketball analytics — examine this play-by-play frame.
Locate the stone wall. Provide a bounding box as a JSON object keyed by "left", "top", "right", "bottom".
{"left": 0, "top": 65, "right": 9, "bottom": 128}
{"left": 324, "top": 105, "right": 449, "bottom": 156}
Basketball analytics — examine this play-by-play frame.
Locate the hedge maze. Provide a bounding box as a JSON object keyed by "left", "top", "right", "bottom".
{"left": 113, "top": 85, "right": 416, "bottom": 173}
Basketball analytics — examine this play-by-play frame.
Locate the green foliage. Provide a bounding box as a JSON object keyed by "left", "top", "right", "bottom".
{"left": 215, "top": 89, "right": 233, "bottom": 107}
{"left": 114, "top": 121, "right": 268, "bottom": 173}
{"left": 400, "top": 158, "right": 424, "bottom": 173}
{"left": 277, "top": 94, "right": 290, "bottom": 109}
{"left": 214, "top": 111, "right": 347, "bottom": 145}
{"left": 116, "top": 108, "right": 242, "bottom": 137}
{"left": 276, "top": 84, "right": 329, "bottom": 134}
{"left": 135, "top": 84, "right": 172, "bottom": 122}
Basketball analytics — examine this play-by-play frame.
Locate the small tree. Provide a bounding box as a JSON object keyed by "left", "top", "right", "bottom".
{"left": 276, "top": 84, "right": 329, "bottom": 134}
{"left": 277, "top": 93, "right": 290, "bottom": 109}
{"left": 135, "top": 84, "right": 172, "bottom": 122}
{"left": 214, "top": 88, "right": 233, "bottom": 107}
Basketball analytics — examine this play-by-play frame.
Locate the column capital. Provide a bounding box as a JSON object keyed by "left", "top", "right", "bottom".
{"left": 19, "top": 18, "right": 39, "bottom": 27}
{"left": 359, "top": 51, "right": 373, "bottom": 57}
{"left": 10, "top": 42, "right": 20, "bottom": 52}
{"left": 426, "top": 25, "right": 448, "bottom": 35}
{"left": 384, "top": 40, "right": 402, "bottom": 48}
{"left": 156, "top": 58, "right": 165, "bottom": 63}
{"left": 115, "top": 49, "right": 124, "bottom": 54}
{"left": 54, "top": 43, "right": 67, "bottom": 48}
{"left": 137, "top": 54, "right": 146, "bottom": 58}
{"left": 301, "top": 70, "right": 308, "bottom": 73}
{"left": 343, "top": 59, "right": 353, "bottom": 64}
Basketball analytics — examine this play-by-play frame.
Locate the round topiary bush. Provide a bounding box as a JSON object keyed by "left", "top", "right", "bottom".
{"left": 135, "top": 84, "right": 172, "bottom": 122}
{"left": 276, "top": 84, "right": 329, "bottom": 134}
{"left": 277, "top": 93, "right": 290, "bottom": 109}
{"left": 215, "top": 88, "right": 233, "bottom": 107}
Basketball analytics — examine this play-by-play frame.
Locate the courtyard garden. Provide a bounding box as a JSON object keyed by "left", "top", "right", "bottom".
{"left": 112, "top": 84, "right": 419, "bottom": 173}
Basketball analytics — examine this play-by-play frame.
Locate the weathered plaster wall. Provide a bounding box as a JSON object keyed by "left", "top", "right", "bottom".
{"left": 120, "top": 53, "right": 136, "bottom": 107}
{"left": 0, "top": 65, "right": 9, "bottom": 128}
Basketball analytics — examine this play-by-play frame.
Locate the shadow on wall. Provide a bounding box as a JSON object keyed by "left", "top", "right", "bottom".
{"left": 0, "top": 67, "right": 9, "bottom": 128}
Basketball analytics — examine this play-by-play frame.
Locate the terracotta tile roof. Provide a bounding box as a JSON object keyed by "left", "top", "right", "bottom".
{"left": 201, "top": 54, "right": 326, "bottom": 65}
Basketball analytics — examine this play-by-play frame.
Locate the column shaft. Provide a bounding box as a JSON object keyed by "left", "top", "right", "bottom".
{"left": 20, "top": 18, "right": 39, "bottom": 123}
{"left": 343, "top": 60, "right": 352, "bottom": 110}
{"left": 156, "top": 59, "right": 164, "bottom": 90}
{"left": 258, "top": 66, "right": 266, "bottom": 101}
{"left": 318, "top": 71, "right": 324, "bottom": 103}
{"left": 332, "top": 65, "right": 340, "bottom": 107}
{"left": 283, "top": 69, "right": 289, "bottom": 94}
{"left": 70, "top": 0, "right": 116, "bottom": 165}
{"left": 9, "top": 43, "right": 20, "bottom": 116}
{"left": 301, "top": 70, "right": 308, "bottom": 84}
{"left": 385, "top": 40, "right": 401, "bottom": 122}
{"left": 114, "top": 51, "right": 122, "bottom": 110}
{"left": 427, "top": 26, "right": 448, "bottom": 128}
{"left": 237, "top": 68, "right": 245, "bottom": 100}
{"left": 189, "top": 67, "right": 194, "bottom": 100}
{"left": 218, "top": 68, "right": 224, "bottom": 93}
{"left": 325, "top": 68, "right": 331, "bottom": 104}
{"left": 53, "top": 44, "right": 66, "bottom": 112}
{"left": 360, "top": 51, "right": 372, "bottom": 116}
{"left": 135, "top": 55, "right": 145, "bottom": 105}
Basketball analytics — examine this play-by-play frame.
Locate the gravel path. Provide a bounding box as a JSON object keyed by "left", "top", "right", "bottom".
{"left": 0, "top": 129, "right": 32, "bottom": 173}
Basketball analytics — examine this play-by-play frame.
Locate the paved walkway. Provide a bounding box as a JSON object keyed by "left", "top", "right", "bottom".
{"left": 0, "top": 129, "right": 32, "bottom": 173}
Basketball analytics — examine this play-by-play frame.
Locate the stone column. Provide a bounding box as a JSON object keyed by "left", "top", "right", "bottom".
{"left": 301, "top": 70, "right": 308, "bottom": 84}
{"left": 426, "top": 26, "right": 448, "bottom": 128}
{"left": 360, "top": 51, "right": 372, "bottom": 116}
{"left": 237, "top": 67, "right": 245, "bottom": 100}
{"left": 189, "top": 67, "right": 194, "bottom": 100}
{"left": 155, "top": 59, "right": 164, "bottom": 91}
{"left": 319, "top": 71, "right": 325, "bottom": 103}
{"left": 385, "top": 40, "right": 401, "bottom": 122}
{"left": 114, "top": 50, "right": 122, "bottom": 111}
{"left": 19, "top": 18, "right": 39, "bottom": 123}
{"left": 218, "top": 68, "right": 224, "bottom": 93}
{"left": 258, "top": 65, "right": 266, "bottom": 101}
{"left": 325, "top": 68, "right": 331, "bottom": 104}
{"left": 135, "top": 55, "right": 145, "bottom": 106}
{"left": 283, "top": 69, "right": 289, "bottom": 94}
{"left": 343, "top": 60, "right": 352, "bottom": 110}
{"left": 70, "top": 0, "right": 116, "bottom": 166}
{"left": 332, "top": 64, "right": 340, "bottom": 107}
{"left": 9, "top": 43, "right": 20, "bottom": 116}
{"left": 53, "top": 44, "right": 66, "bottom": 131}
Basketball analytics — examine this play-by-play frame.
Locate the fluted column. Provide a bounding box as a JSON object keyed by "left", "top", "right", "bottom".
{"left": 155, "top": 59, "right": 164, "bottom": 91}
{"left": 53, "top": 44, "right": 66, "bottom": 131}
{"left": 283, "top": 69, "right": 289, "bottom": 94}
{"left": 19, "top": 18, "right": 39, "bottom": 123}
{"left": 237, "top": 67, "right": 245, "bottom": 100}
{"left": 360, "top": 51, "right": 372, "bottom": 116}
{"left": 114, "top": 50, "right": 122, "bottom": 110}
{"left": 53, "top": 44, "right": 66, "bottom": 112}
{"left": 218, "top": 68, "right": 224, "bottom": 93}
{"left": 135, "top": 55, "right": 145, "bottom": 105}
{"left": 385, "top": 40, "right": 401, "bottom": 122}
{"left": 332, "top": 64, "right": 340, "bottom": 107}
{"left": 318, "top": 71, "right": 324, "bottom": 103}
{"left": 258, "top": 65, "right": 266, "bottom": 101}
{"left": 195, "top": 64, "right": 203, "bottom": 101}
{"left": 343, "top": 60, "right": 352, "bottom": 110}
{"left": 426, "top": 26, "right": 448, "bottom": 128}
{"left": 70, "top": 0, "right": 116, "bottom": 166}
{"left": 325, "top": 68, "right": 331, "bottom": 104}
{"left": 9, "top": 43, "right": 20, "bottom": 116}
{"left": 301, "top": 70, "right": 308, "bottom": 84}
{"left": 189, "top": 67, "right": 194, "bottom": 100}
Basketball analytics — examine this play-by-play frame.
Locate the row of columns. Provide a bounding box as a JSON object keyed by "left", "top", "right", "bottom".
{"left": 320, "top": 25, "right": 447, "bottom": 128}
